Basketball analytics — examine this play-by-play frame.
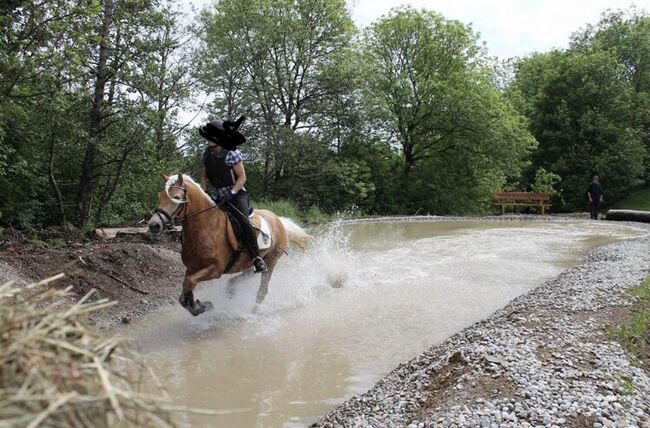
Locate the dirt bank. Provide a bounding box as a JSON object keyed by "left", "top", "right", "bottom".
{"left": 0, "top": 227, "right": 185, "bottom": 329}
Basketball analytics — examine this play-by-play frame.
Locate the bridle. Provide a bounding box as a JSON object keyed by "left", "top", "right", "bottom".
{"left": 153, "top": 184, "right": 188, "bottom": 228}
{"left": 152, "top": 184, "right": 220, "bottom": 229}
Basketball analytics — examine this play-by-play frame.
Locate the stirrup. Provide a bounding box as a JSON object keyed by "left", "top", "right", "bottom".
{"left": 253, "top": 256, "right": 267, "bottom": 273}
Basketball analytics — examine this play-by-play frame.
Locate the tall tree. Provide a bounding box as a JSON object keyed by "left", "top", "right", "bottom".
{"left": 195, "top": 0, "right": 373, "bottom": 211}
{"left": 0, "top": 0, "right": 96, "bottom": 227}
{"left": 362, "top": 7, "right": 536, "bottom": 213}
{"left": 510, "top": 9, "right": 649, "bottom": 210}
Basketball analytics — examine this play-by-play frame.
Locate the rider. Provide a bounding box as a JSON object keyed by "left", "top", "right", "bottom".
{"left": 198, "top": 116, "right": 267, "bottom": 273}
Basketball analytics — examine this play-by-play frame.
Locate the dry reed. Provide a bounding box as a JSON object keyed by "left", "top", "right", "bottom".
{"left": 0, "top": 274, "right": 177, "bottom": 427}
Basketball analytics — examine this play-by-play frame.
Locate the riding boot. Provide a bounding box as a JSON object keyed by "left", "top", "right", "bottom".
{"left": 241, "top": 219, "right": 267, "bottom": 273}
{"left": 252, "top": 255, "right": 267, "bottom": 273}
{"left": 228, "top": 192, "right": 267, "bottom": 272}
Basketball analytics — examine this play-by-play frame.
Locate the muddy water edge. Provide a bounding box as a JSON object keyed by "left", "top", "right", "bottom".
{"left": 119, "top": 218, "right": 646, "bottom": 427}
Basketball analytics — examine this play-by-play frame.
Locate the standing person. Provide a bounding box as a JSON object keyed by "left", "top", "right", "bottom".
{"left": 198, "top": 116, "right": 267, "bottom": 272}
{"left": 587, "top": 175, "right": 603, "bottom": 220}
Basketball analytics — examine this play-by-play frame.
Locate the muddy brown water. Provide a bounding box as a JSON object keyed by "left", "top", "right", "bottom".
{"left": 125, "top": 219, "right": 645, "bottom": 427}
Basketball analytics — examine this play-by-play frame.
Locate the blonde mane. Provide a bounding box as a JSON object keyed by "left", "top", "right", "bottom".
{"left": 164, "top": 174, "right": 215, "bottom": 206}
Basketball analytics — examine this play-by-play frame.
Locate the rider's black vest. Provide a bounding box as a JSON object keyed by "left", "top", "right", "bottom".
{"left": 204, "top": 148, "right": 236, "bottom": 190}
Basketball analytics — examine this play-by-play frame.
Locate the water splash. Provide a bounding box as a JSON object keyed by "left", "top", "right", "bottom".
{"left": 127, "top": 219, "right": 644, "bottom": 428}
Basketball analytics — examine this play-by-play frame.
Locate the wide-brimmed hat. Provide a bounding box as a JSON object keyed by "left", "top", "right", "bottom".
{"left": 198, "top": 116, "right": 247, "bottom": 150}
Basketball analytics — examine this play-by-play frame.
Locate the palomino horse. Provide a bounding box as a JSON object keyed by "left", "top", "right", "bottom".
{"left": 147, "top": 174, "right": 312, "bottom": 316}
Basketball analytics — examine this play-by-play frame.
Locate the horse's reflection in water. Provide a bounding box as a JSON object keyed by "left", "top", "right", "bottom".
{"left": 147, "top": 174, "right": 312, "bottom": 316}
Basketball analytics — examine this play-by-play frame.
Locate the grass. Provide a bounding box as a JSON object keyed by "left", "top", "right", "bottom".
{"left": 612, "top": 187, "right": 650, "bottom": 211}
{"left": 253, "top": 199, "right": 333, "bottom": 224}
{"left": 609, "top": 276, "right": 650, "bottom": 363}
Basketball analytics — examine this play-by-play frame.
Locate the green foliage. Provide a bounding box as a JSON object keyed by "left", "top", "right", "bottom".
{"left": 531, "top": 168, "right": 562, "bottom": 196}
{"left": 252, "top": 199, "right": 330, "bottom": 224}
{"left": 195, "top": 0, "right": 374, "bottom": 215}
{"left": 609, "top": 276, "right": 650, "bottom": 361}
{"left": 360, "top": 7, "right": 536, "bottom": 214}
{"left": 253, "top": 199, "right": 301, "bottom": 220}
{"left": 0, "top": 0, "right": 195, "bottom": 229}
{"left": 303, "top": 205, "right": 331, "bottom": 224}
{"left": 612, "top": 187, "right": 650, "bottom": 210}
{"left": 510, "top": 8, "right": 650, "bottom": 211}
{"left": 3, "top": 3, "right": 650, "bottom": 229}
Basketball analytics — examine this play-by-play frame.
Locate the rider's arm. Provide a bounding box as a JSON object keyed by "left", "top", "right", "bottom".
{"left": 200, "top": 164, "right": 208, "bottom": 191}
{"left": 231, "top": 162, "right": 246, "bottom": 194}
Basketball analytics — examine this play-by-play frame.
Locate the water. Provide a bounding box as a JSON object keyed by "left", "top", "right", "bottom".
{"left": 125, "top": 219, "right": 644, "bottom": 427}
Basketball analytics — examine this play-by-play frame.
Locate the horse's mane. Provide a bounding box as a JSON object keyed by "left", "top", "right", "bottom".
{"left": 165, "top": 174, "right": 215, "bottom": 206}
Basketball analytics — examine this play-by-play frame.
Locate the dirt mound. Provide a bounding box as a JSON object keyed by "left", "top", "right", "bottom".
{"left": 0, "top": 229, "right": 185, "bottom": 329}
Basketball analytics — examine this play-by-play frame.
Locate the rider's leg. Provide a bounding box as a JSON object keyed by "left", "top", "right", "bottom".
{"left": 228, "top": 192, "right": 267, "bottom": 272}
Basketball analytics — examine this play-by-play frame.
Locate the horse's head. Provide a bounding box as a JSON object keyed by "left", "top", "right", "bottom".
{"left": 148, "top": 174, "right": 188, "bottom": 234}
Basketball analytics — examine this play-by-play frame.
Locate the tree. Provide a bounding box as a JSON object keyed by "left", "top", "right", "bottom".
{"left": 573, "top": 8, "right": 650, "bottom": 182}
{"left": 195, "top": 0, "right": 372, "bottom": 212}
{"left": 0, "top": 0, "right": 195, "bottom": 228}
{"left": 361, "top": 7, "right": 536, "bottom": 214}
{"left": 0, "top": 0, "right": 97, "bottom": 227}
{"left": 511, "top": 48, "right": 646, "bottom": 210}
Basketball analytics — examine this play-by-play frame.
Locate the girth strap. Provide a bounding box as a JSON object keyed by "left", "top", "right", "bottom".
{"left": 223, "top": 249, "right": 242, "bottom": 274}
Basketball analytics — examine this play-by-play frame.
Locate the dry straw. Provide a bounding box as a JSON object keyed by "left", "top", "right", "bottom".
{"left": 0, "top": 274, "right": 229, "bottom": 427}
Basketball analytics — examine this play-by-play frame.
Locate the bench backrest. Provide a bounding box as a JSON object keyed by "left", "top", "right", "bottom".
{"left": 494, "top": 192, "right": 550, "bottom": 201}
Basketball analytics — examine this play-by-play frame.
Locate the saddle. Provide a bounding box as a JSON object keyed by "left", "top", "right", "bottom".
{"left": 224, "top": 209, "right": 272, "bottom": 253}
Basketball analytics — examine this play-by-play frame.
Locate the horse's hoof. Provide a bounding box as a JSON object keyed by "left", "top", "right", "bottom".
{"left": 251, "top": 304, "right": 259, "bottom": 315}
{"left": 226, "top": 285, "right": 236, "bottom": 299}
{"left": 188, "top": 299, "right": 213, "bottom": 316}
{"left": 200, "top": 300, "right": 214, "bottom": 312}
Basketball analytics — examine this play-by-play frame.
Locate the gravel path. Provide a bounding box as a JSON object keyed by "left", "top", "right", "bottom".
{"left": 314, "top": 222, "right": 650, "bottom": 428}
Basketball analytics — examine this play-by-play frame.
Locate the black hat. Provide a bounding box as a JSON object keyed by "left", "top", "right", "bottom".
{"left": 198, "top": 116, "right": 247, "bottom": 150}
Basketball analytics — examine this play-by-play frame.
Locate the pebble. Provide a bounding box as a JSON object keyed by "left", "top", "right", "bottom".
{"left": 313, "top": 223, "right": 650, "bottom": 428}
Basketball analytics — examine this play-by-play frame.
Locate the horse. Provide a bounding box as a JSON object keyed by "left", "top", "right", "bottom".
{"left": 147, "top": 174, "right": 312, "bottom": 316}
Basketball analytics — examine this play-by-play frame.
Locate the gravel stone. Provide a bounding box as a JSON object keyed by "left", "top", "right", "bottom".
{"left": 313, "top": 220, "right": 650, "bottom": 427}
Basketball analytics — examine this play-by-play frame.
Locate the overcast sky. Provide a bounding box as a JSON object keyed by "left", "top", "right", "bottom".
{"left": 181, "top": 0, "right": 649, "bottom": 124}
{"left": 185, "top": 0, "right": 650, "bottom": 58}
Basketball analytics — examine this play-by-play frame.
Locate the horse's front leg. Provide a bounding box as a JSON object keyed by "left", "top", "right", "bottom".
{"left": 179, "top": 266, "right": 221, "bottom": 316}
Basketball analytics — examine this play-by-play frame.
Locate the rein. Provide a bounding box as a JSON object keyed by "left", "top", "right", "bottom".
{"left": 154, "top": 184, "right": 287, "bottom": 255}
{"left": 154, "top": 184, "right": 218, "bottom": 227}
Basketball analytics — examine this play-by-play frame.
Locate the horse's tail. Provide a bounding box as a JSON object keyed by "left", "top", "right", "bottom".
{"left": 279, "top": 217, "right": 313, "bottom": 251}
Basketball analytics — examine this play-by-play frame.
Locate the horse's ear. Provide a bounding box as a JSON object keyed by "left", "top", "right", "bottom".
{"left": 161, "top": 174, "right": 169, "bottom": 182}
{"left": 177, "top": 173, "right": 184, "bottom": 184}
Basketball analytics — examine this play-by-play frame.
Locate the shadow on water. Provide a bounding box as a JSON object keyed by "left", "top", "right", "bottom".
{"left": 123, "top": 218, "right": 647, "bottom": 428}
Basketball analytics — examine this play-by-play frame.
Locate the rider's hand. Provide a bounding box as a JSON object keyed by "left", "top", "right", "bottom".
{"left": 221, "top": 189, "right": 236, "bottom": 203}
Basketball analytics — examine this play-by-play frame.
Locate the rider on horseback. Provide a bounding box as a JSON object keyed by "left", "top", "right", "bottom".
{"left": 198, "top": 116, "right": 268, "bottom": 273}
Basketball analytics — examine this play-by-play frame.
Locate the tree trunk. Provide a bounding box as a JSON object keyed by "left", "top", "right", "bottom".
{"left": 75, "top": 0, "right": 114, "bottom": 228}
{"left": 48, "top": 135, "right": 67, "bottom": 226}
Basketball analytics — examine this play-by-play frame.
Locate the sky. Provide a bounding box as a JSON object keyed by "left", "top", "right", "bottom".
{"left": 351, "top": 0, "right": 650, "bottom": 58}
{"left": 180, "top": 0, "right": 649, "bottom": 125}
{"left": 185, "top": 0, "right": 650, "bottom": 58}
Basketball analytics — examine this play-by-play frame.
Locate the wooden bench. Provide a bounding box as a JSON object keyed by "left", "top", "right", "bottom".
{"left": 493, "top": 192, "right": 551, "bottom": 215}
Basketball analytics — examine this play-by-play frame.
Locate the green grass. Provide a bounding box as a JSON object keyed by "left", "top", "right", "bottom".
{"left": 609, "top": 276, "right": 650, "bottom": 362}
{"left": 252, "top": 199, "right": 332, "bottom": 225}
{"left": 612, "top": 187, "right": 650, "bottom": 211}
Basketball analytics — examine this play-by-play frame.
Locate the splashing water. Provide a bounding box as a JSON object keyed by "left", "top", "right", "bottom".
{"left": 125, "top": 219, "right": 645, "bottom": 427}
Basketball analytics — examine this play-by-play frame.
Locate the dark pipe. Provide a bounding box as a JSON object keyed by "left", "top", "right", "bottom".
{"left": 606, "top": 209, "right": 650, "bottom": 223}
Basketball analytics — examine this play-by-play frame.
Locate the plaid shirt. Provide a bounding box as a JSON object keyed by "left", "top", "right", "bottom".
{"left": 201, "top": 148, "right": 245, "bottom": 202}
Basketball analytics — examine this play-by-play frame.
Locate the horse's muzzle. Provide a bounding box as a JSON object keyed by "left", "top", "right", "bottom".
{"left": 147, "top": 216, "right": 163, "bottom": 234}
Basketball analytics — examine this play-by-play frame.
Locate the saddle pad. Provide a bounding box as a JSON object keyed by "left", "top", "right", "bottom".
{"left": 252, "top": 213, "right": 272, "bottom": 251}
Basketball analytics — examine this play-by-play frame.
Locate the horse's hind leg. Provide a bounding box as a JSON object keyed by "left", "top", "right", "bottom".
{"left": 256, "top": 253, "right": 280, "bottom": 305}
{"left": 227, "top": 269, "right": 254, "bottom": 299}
